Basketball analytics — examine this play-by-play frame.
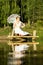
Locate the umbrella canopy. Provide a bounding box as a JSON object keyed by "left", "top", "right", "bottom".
{"left": 7, "top": 14, "right": 20, "bottom": 23}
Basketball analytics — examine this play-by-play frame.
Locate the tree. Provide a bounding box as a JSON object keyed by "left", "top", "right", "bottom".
{"left": 21, "top": 0, "right": 29, "bottom": 22}
{"left": 27, "top": 0, "right": 43, "bottom": 25}
{"left": 0, "top": 0, "right": 43, "bottom": 27}
{"left": 0, "top": 0, "right": 10, "bottom": 27}
{"left": 9, "top": 0, "right": 20, "bottom": 14}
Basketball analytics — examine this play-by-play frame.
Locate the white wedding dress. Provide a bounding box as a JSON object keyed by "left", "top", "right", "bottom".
{"left": 13, "top": 21, "right": 29, "bottom": 35}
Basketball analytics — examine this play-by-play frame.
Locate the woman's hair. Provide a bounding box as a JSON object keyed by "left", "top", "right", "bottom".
{"left": 16, "top": 16, "right": 20, "bottom": 20}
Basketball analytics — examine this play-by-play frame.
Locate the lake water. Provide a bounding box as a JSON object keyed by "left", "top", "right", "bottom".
{"left": 0, "top": 49, "right": 43, "bottom": 65}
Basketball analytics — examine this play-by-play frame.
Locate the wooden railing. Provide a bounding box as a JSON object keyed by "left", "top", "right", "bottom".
{"left": 7, "top": 30, "right": 39, "bottom": 50}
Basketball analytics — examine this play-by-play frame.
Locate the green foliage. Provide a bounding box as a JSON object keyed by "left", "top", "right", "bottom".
{"left": 9, "top": 0, "right": 20, "bottom": 14}
{"left": 0, "top": 0, "right": 43, "bottom": 26}
{"left": 37, "top": 20, "right": 43, "bottom": 26}
{"left": 0, "top": 0, "right": 10, "bottom": 26}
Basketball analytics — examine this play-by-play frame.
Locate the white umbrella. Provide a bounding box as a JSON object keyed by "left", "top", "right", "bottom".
{"left": 7, "top": 14, "right": 20, "bottom": 23}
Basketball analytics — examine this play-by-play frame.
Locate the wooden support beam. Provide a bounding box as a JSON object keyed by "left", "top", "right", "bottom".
{"left": 8, "top": 42, "right": 39, "bottom": 45}
{"left": 32, "top": 30, "right": 38, "bottom": 50}
{"left": 8, "top": 35, "right": 39, "bottom": 38}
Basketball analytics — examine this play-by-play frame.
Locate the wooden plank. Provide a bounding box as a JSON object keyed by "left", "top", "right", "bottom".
{"left": 8, "top": 35, "right": 39, "bottom": 38}
{"left": 8, "top": 42, "right": 39, "bottom": 45}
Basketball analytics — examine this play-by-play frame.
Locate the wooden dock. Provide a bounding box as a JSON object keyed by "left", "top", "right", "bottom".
{"left": 0, "top": 30, "right": 39, "bottom": 50}
{"left": 7, "top": 30, "right": 39, "bottom": 50}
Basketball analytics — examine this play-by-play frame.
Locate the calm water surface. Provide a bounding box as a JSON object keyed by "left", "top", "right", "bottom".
{"left": 0, "top": 49, "right": 43, "bottom": 65}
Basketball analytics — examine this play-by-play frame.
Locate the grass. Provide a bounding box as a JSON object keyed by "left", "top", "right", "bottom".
{"left": 0, "top": 27, "right": 11, "bottom": 36}
{"left": 23, "top": 23, "right": 43, "bottom": 50}
{"left": 0, "top": 23, "right": 43, "bottom": 50}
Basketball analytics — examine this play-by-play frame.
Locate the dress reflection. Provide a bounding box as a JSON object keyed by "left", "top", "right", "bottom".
{"left": 8, "top": 50, "right": 26, "bottom": 65}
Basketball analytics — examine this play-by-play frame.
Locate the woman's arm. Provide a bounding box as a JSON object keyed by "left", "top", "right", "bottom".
{"left": 20, "top": 22, "right": 25, "bottom": 28}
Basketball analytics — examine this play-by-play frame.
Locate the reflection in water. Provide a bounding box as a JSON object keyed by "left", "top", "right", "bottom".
{"left": 7, "top": 50, "right": 43, "bottom": 65}
{"left": 14, "top": 44, "right": 29, "bottom": 52}
{"left": 8, "top": 52, "right": 25, "bottom": 65}
{"left": 0, "top": 49, "right": 43, "bottom": 65}
{"left": 8, "top": 44, "right": 29, "bottom": 65}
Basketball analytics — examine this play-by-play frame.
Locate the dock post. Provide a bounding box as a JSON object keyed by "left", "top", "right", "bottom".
{"left": 33, "top": 30, "right": 37, "bottom": 50}
{"left": 12, "top": 44, "right": 14, "bottom": 52}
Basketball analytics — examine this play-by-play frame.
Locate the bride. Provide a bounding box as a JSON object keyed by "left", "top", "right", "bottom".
{"left": 11, "top": 16, "right": 32, "bottom": 53}
{"left": 12, "top": 16, "right": 30, "bottom": 36}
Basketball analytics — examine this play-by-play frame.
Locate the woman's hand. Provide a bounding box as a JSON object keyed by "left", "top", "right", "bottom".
{"left": 21, "top": 22, "right": 25, "bottom": 28}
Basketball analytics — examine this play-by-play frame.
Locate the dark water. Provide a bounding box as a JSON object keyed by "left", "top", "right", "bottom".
{"left": 0, "top": 49, "right": 43, "bottom": 65}
{"left": 0, "top": 49, "right": 7, "bottom": 65}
